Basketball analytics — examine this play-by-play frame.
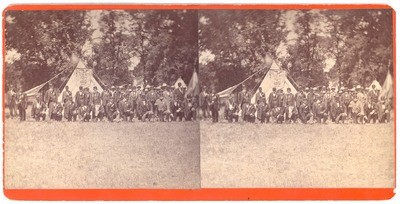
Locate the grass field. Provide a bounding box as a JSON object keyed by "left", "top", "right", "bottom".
{"left": 4, "top": 119, "right": 200, "bottom": 189}
{"left": 200, "top": 121, "right": 395, "bottom": 188}
{"left": 4, "top": 116, "right": 395, "bottom": 189}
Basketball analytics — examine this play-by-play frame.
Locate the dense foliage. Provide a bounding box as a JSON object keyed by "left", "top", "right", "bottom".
{"left": 5, "top": 9, "right": 393, "bottom": 92}
{"left": 5, "top": 10, "right": 198, "bottom": 91}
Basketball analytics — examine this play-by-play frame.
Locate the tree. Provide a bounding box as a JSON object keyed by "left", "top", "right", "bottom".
{"left": 281, "top": 10, "right": 328, "bottom": 88}
{"left": 5, "top": 10, "right": 93, "bottom": 91}
{"left": 324, "top": 9, "right": 393, "bottom": 87}
{"left": 199, "top": 10, "right": 287, "bottom": 91}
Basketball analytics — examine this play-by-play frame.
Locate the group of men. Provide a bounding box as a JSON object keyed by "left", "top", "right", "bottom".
{"left": 223, "top": 84, "right": 393, "bottom": 124}
{"left": 7, "top": 82, "right": 200, "bottom": 122}
{"left": 6, "top": 82, "right": 393, "bottom": 124}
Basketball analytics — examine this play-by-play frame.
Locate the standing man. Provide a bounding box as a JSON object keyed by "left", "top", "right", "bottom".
{"left": 75, "top": 86, "right": 85, "bottom": 108}
{"left": 238, "top": 85, "right": 250, "bottom": 121}
{"left": 146, "top": 85, "right": 158, "bottom": 112}
{"left": 199, "top": 86, "right": 209, "bottom": 120}
{"left": 6, "top": 85, "right": 18, "bottom": 118}
{"left": 340, "top": 87, "right": 352, "bottom": 117}
{"left": 128, "top": 86, "right": 139, "bottom": 120}
{"left": 173, "top": 82, "right": 185, "bottom": 103}
{"left": 91, "top": 86, "right": 102, "bottom": 121}
{"left": 16, "top": 91, "right": 28, "bottom": 121}
{"left": 101, "top": 86, "right": 112, "bottom": 119}
{"left": 255, "top": 87, "right": 266, "bottom": 123}
{"left": 62, "top": 86, "right": 73, "bottom": 121}
{"left": 210, "top": 88, "right": 220, "bottom": 123}
{"left": 45, "top": 83, "right": 58, "bottom": 120}
{"left": 368, "top": 84, "right": 380, "bottom": 105}
{"left": 283, "top": 88, "right": 297, "bottom": 123}
{"left": 295, "top": 87, "right": 305, "bottom": 111}
{"left": 268, "top": 87, "right": 279, "bottom": 109}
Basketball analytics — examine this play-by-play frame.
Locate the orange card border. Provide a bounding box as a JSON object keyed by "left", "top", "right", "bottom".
{"left": 2, "top": 4, "right": 396, "bottom": 201}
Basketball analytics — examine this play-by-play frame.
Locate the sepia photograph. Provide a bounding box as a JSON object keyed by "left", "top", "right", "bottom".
{"left": 4, "top": 9, "right": 200, "bottom": 189}
{"left": 198, "top": 9, "right": 395, "bottom": 188}
{"left": 2, "top": 5, "right": 396, "bottom": 195}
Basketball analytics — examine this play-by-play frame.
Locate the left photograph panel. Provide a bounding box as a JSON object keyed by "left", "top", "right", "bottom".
{"left": 3, "top": 9, "right": 200, "bottom": 189}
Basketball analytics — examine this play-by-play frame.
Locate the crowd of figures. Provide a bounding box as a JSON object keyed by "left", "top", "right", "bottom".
{"left": 6, "top": 82, "right": 210, "bottom": 123}
{"left": 6, "top": 83, "right": 393, "bottom": 124}
{"left": 223, "top": 84, "right": 393, "bottom": 124}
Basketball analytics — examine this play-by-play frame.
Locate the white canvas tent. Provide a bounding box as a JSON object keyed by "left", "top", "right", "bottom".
{"left": 369, "top": 79, "right": 382, "bottom": 90}
{"left": 57, "top": 60, "right": 104, "bottom": 102}
{"left": 174, "top": 77, "right": 187, "bottom": 88}
{"left": 217, "top": 59, "right": 298, "bottom": 103}
{"left": 250, "top": 61, "right": 297, "bottom": 103}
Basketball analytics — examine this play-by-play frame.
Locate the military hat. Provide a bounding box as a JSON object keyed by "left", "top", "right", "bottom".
{"left": 305, "top": 87, "right": 309, "bottom": 91}
{"left": 162, "top": 83, "right": 167, "bottom": 87}
{"left": 111, "top": 86, "right": 115, "bottom": 89}
{"left": 145, "top": 85, "right": 151, "bottom": 89}
{"left": 356, "top": 85, "right": 362, "bottom": 90}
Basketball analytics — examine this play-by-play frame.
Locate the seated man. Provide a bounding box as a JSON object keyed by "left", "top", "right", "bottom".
{"left": 271, "top": 106, "right": 285, "bottom": 124}
{"left": 68, "top": 101, "right": 79, "bottom": 122}
{"left": 313, "top": 99, "right": 328, "bottom": 123}
{"left": 331, "top": 94, "right": 347, "bottom": 124}
{"left": 364, "top": 100, "right": 378, "bottom": 123}
{"left": 348, "top": 98, "right": 363, "bottom": 124}
{"left": 225, "top": 94, "right": 239, "bottom": 123}
{"left": 51, "top": 102, "right": 63, "bottom": 121}
{"left": 119, "top": 97, "right": 134, "bottom": 121}
{"left": 299, "top": 99, "right": 313, "bottom": 124}
{"left": 106, "top": 101, "right": 120, "bottom": 122}
{"left": 141, "top": 100, "right": 154, "bottom": 122}
{"left": 156, "top": 96, "right": 171, "bottom": 122}
{"left": 80, "top": 104, "right": 92, "bottom": 122}
{"left": 377, "top": 97, "right": 390, "bottom": 123}
{"left": 170, "top": 100, "right": 184, "bottom": 122}
{"left": 285, "top": 105, "right": 298, "bottom": 123}
{"left": 32, "top": 94, "right": 47, "bottom": 121}
{"left": 184, "top": 94, "right": 197, "bottom": 121}
{"left": 246, "top": 103, "right": 257, "bottom": 123}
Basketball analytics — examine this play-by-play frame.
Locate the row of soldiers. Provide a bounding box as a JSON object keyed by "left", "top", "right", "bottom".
{"left": 7, "top": 83, "right": 393, "bottom": 124}
{"left": 26, "top": 82, "right": 199, "bottom": 122}
{"left": 223, "top": 84, "right": 393, "bottom": 124}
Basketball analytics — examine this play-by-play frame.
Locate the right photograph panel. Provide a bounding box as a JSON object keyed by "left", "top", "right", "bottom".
{"left": 198, "top": 9, "right": 395, "bottom": 188}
